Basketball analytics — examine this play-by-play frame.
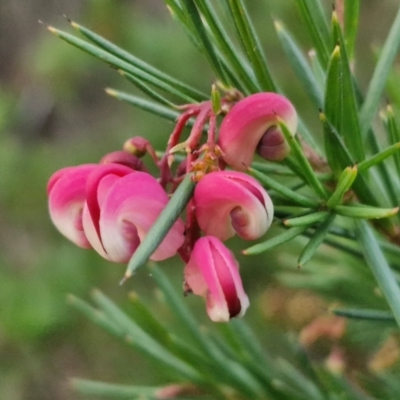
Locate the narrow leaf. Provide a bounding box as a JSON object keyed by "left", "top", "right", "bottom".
{"left": 47, "top": 26, "right": 197, "bottom": 103}
{"left": 335, "top": 205, "right": 399, "bottom": 219}
{"left": 298, "top": 213, "right": 336, "bottom": 267}
{"left": 69, "top": 19, "right": 206, "bottom": 101}
{"left": 227, "top": 0, "right": 275, "bottom": 91}
{"left": 324, "top": 45, "right": 343, "bottom": 176}
{"left": 180, "top": 0, "right": 227, "bottom": 81}
{"left": 67, "top": 295, "right": 123, "bottom": 337}
{"left": 243, "top": 226, "right": 309, "bottom": 255}
{"left": 119, "top": 71, "right": 177, "bottom": 108}
{"left": 284, "top": 211, "right": 329, "bottom": 227}
{"left": 331, "top": 308, "right": 395, "bottom": 322}
{"left": 105, "top": 89, "right": 179, "bottom": 121}
{"left": 331, "top": 14, "right": 365, "bottom": 163}
{"left": 357, "top": 141, "right": 400, "bottom": 173}
{"left": 71, "top": 379, "right": 159, "bottom": 399}
{"left": 355, "top": 220, "right": 400, "bottom": 327}
{"left": 91, "top": 290, "right": 201, "bottom": 382}
{"left": 123, "top": 174, "right": 195, "bottom": 280}
{"left": 294, "top": 0, "right": 330, "bottom": 67}
{"left": 326, "top": 165, "right": 358, "bottom": 208}
{"left": 194, "top": 0, "right": 260, "bottom": 93}
{"left": 382, "top": 104, "right": 400, "bottom": 178}
{"left": 275, "top": 20, "right": 323, "bottom": 108}
{"left": 249, "top": 168, "right": 320, "bottom": 208}
{"left": 360, "top": 6, "right": 400, "bottom": 138}
{"left": 344, "top": 0, "right": 360, "bottom": 60}
{"left": 279, "top": 119, "right": 329, "bottom": 199}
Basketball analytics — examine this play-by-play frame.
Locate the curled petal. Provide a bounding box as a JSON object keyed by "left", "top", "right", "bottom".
{"left": 83, "top": 170, "right": 185, "bottom": 263}
{"left": 194, "top": 171, "right": 273, "bottom": 241}
{"left": 184, "top": 236, "right": 249, "bottom": 322}
{"left": 218, "top": 92, "right": 298, "bottom": 170}
{"left": 47, "top": 164, "right": 98, "bottom": 248}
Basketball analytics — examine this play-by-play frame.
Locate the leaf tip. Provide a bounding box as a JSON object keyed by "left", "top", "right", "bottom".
{"left": 105, "top": 87, "right": 118, "bottom": 97}
{"left": 274, "top": 20, "right": 283, "bottom": 32}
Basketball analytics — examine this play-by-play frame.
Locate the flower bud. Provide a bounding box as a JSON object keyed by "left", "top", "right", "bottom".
{"left": 184, "top": 236, "right": 249, "bottom": 322}
{"left": 218, "top": 92, "right": 297, "bottom": 170}
{"left": 100, "top": 151, "right": 147, "bottom": 171}
{"left": 194, "top": 171, "right": 273, "bottom": 241}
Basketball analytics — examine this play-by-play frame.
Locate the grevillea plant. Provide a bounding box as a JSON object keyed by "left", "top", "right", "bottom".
{"left": 46, "top": 0, "right": 400, "bottom": 399}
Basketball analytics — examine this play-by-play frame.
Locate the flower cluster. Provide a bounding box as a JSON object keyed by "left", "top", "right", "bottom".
{"left": 47, "top": 91, "right": 297, "bottom": 322}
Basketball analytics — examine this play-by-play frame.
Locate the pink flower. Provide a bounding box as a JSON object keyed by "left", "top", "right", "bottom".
{"left": 218, "top": 92, "right": 298, "bottom": 170}
{"left": 48, "top": 163, "right": 185, "bottom": 263}
{"left": 47, "top": 164, "right": 98, "bottom": 248}
{"left": 184, "top": 236, "right": 249, "bottom": 322}
{"left": 194, "top": 171, "right": 273, "bottom": 241}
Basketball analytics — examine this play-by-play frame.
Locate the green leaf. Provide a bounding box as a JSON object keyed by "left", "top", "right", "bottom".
{"left": 150, "top": 267, "right": 264, "bottom": 398}
{"left": 91, "top": 290, "right": 201, "bottom": 382}
{"left": 357, "top": 141, "right": 400, "bottom": 173}
{"left": 355, "top": 220, "right": 400, "bottom": 327}
{"left": 331, "top": 14, "right": 365, "bottom": 163}
{"left": 324, "top": 46, "right": 343, "bottom": 176}
{"left": 331, "top": 308, "right": 395, "bottom": 322}
{"left": 344, "top": 0, "right": 360, "bottom": 60}
{"left": 249, "top": 168, "right": 320, "bottom": 208}
{"left": 274, "top": 20, "right": 323, "bottom": 109}
{"left": 326, "top": 165, "right": 358, "bottom": 208}
{"left": 284, "top": 211, "right": 329, "bottom": 227}
{"left": 294, "top": 0, "right": 330, "bottom": 68}
{"left": 47, "top": 26, "right": 198, "bottom": 103}
{"left": 243, "top": 226, "right": 309, "bottom": 255}
{"left": 194, "top": 0, "right": 260, "bottom": 93}
{"left": 119, "top": 71, "right": 177, "bottom": 108}
{"left": 123, "top": 174, "right": 195, "bottom": 280}
{"left": 179, "top": 0, "right": 227, "bottom": 82}
{"left": 227, "top": 0, "right": 275, "bottom": 91}
{"left": 382, "top": 104, "right": 400, "bottom": 178}
{"left": 105, "top": 89, "right": 179, "bottom": 121}
{"left": 279, "top": 119, "right": 329, "bottom": 199}
{"left": 359, "top": 6, "right": 400, "bottom": 138}
{"left": 334, "top": 205, "right": 399, "bottom": 219}
{"left": 67, "top": 295, "right": 124, "bottom": 337}
{"left": 298, "top": 213, "right": 336, "bottom": 267}
{"left": 71, "top": 379, "right": 159, "bottom": 399}
{"left": 69, "top": 19, "right": 206, "bottom": 101}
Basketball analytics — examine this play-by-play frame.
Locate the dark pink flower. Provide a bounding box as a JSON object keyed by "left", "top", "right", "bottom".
{"left": 194, "top": 171, "right": 273, "bottom": 241}
{"left": 184, "top": 236, "right": 249, "bottom": 322}
{"left": 218, "top": 92, "right": 298, "bottom": 170}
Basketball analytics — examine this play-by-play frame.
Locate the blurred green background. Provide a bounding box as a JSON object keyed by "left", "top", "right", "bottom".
{"left": 1, "top": 1, "right": 400, "bottom": 399}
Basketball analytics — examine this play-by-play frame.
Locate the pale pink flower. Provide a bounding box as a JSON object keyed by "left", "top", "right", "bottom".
{"left": 194, "top": 171, "right": 273, "bottom": 241}
{"left": 218, "top": 92, "right": 298, "bottom": 170}
{"left": 184, "top": 236, "right": 249, "bottom": 322}
{"left": 47, "top": 164, "right": 98, "bottom": 248}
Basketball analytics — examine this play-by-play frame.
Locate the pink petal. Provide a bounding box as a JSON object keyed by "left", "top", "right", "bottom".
{"left": 47, "top": 164, "right": 98, "bottom": 248}
{"left": 185, "top": 236, "right": 249, "bottom": 322}
{"left": 194, "top": 171, "right": 273, "bottom": 241}
{"left": 86, "top": 171, "right": 184, "bottom": 263}
{"left": 218, "top": 92, "right": 298, "bottom": 171}
{"left": 85, "top": 164, "right": 136, "bottom": 246}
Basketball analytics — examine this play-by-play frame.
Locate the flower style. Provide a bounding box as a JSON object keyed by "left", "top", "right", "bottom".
{"left": 194, "top": 170, "right": 274, "bottom": 241}
{"left": 217, "top": 92, "right": 298, "bottom": 170}
{"left": 48, "top": 163, "right": 185, "bottom": 263}
{"left": 184, "top": 236, "right": 249, "bottom": 322}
